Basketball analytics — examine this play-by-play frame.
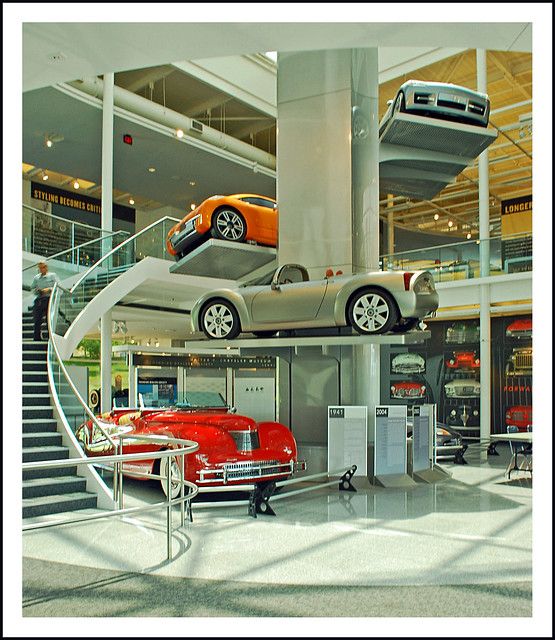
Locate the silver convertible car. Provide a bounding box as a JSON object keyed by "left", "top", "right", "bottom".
{"left": 191, "top": 264, "right": 439, "bottom": 339}
{"left": 379, "top": 79, "right": 490, "bottom": 136}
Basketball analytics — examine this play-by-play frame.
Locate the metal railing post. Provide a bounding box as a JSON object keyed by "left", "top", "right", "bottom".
{"left": 167, "top": 454, "right": 173, "bottom": 560}
{"left": 180, "top": 452, "right": 185, "bottom": 527}
{"left": 118, "top": 439, "right": 124, "bottom": 510}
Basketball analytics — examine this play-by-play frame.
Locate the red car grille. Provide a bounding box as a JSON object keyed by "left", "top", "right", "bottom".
{"left": 198, "top": 460, "right": 296, "bottom": 484}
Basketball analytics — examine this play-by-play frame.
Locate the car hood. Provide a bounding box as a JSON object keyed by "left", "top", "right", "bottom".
{"left": 140, "top": 410, "right": 259, "bottom": 432}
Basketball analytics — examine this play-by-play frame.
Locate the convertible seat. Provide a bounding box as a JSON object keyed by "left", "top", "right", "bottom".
{"left": 118, "top": 411, "right": 141, "bottom": 425}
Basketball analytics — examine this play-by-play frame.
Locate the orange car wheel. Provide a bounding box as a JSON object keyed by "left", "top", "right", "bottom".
{"left": 211, "top": 208, "right": 247, "bottom": 242}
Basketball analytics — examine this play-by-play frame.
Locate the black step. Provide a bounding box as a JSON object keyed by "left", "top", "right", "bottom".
{"left": 22, "top": 362, "right": 48, "bottom": 373}
{"left": 22, "top": 419, "right": 58, "bottom": 433}
{"left": 23, "top": 384, "right": 50, "bottom": 395}
{"left": 23, "top": 341, "right": 48, "bottom": 351}
{"left": 23, "top": 492, "right": 97, "bottom": 519}
{"left": 23, "top": 432, "right": 63, "bottom": 448}
{"left": 23, "top": 407, "right": 54, "bottom": 419}
{"left": 23, "top": 464, "right": 77, "bottom": 480}
{"left": 23, "top": 351, "right": 47, "bottom": 361}
{"left": 23, "top": 373, "right": 48, "bottom": 383}
{"left": 22, "top": 475, "right": 87, "bottom": 499}
{"left": 23, "top": 394, "right": 52, "bottom": 406}
{"left": 23, "top": 446, "right": 69, "bottom": 463}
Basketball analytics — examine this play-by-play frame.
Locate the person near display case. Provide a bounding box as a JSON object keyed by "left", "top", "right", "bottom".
{"left": 31, "top": 261, "right": 59, "bottom": 341}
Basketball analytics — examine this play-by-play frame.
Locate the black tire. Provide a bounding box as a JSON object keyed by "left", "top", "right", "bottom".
{"left": 211, "top": 208, "right": 247, "bottom": 243}
{"left": 347, "top": 288, "right": 399, "bottom": 335}
{"left": 200, "top": 298, "right": 241, "bottom": 339}
{"left": 391, "top": 318, "right": 420, "bottom": 333}
{"left": 252, "top": 330, "right": 277, "bottom": 338}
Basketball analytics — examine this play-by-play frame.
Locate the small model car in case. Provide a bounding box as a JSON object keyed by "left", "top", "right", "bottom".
{"left": 444, "top": 379, "right": 480, "bottom": 398}
{"left": 505, "top": 405, "right": 532, "bottom": 432}
{"left": 505, "top": 347, "right": 532, "bottom": 376}
{"left": 505, "top": 318, "right": 532, "bottom": 339}
{"left": 391, "top": 352, "right": 425, "bottom": 374}
{"left": 391, "top": 381, "right": 427, "bottom": 399}
{"left": 445, "top": 351, "right": 480, "bottom": 370}
{"left": 445, "top": 322, "right": 480, "bottom": 344}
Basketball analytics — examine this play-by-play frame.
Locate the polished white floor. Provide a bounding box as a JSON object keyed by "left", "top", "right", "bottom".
{"left": 22, "top": 446, "right": 532, "bottom": 587}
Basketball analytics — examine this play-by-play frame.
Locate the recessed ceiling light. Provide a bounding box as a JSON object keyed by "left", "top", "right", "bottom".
{"left": 46, "top": 139, "right": 53, "bottom": 148}
{"left": 189, "top": 181, "right": 196, "bottom": 186}
{"left": 447, "top": 220, "right": 454, "bottom": 228}
{"left": 190, "top": 203, "right": 196, "bottom": 210}
{"left": 148, "top": 167, "right": 156, "bottom": 173}
{"left": 433, "top": 213, "right": 439, "bottom": 221}
{"left": 176, "top": 129, "right": 184, "bottom": 139}
{"left": 42, "top": 174, "right": 49, "bottom": 181}
{"left": 129, "top": 198, "right": 135, "bottom": 205}
{"left": 466, "top": 233, "right": 472, "bottom": 239}
{"left": 73, "top": 180, "right": 80, "bottom": 189}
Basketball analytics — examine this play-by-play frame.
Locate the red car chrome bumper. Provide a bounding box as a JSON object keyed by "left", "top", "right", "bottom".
{"left": 197, "top": 459, "right": 306, "bottom": 485}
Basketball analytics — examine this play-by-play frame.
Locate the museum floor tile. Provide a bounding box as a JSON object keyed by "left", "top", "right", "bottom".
{"left": 21, "top": 445, "right": 533, "bottom": 590}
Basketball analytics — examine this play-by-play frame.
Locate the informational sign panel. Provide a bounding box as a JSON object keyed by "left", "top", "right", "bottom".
{"left": 374, "top": 405, "right": 407, "bottom": 477}
{"left": 412, "top": 405, "right": 432, "bottom": 473}
{"left": 327, "top": 406, "right": 367, "bottom": 476}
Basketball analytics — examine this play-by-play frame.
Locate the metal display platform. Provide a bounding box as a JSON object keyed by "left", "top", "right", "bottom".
{"left": 169, "top": 238, "right": 277, "bottom": 280}
{"left": 379, "top": 112, "right": 498, "bottom": 200}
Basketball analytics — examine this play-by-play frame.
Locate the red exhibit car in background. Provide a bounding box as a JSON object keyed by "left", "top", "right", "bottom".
{"left": 445, "top": 351, "right": 480, "bottom": 370}
{"left": 506, "top": 318, "right": 532, "bottom": 339}
{"left": 75, "top": 392, "right": 304, "bottom": 497}
{"left": 390, "top": 381, "right": 427, "bottom": 399}
{"left": 505, "top": 405, "right": 532, "bottom": 432}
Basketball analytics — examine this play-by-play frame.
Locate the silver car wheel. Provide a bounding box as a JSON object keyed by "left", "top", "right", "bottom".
{"left": 213, "top": 209, "right": 246, "bottom": 241}
{"left": 160, "top": 455, "right": 182, "bottom": 500}
{"left": 200, "top": 300, "right": 241, "bottom": 339}
{"left": 348, "top": 288, "right": 398, "bottom": 335}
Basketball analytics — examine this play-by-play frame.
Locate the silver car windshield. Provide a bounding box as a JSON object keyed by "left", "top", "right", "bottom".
{"left": 240, "top": 270, "right": 275, "bottom": 287}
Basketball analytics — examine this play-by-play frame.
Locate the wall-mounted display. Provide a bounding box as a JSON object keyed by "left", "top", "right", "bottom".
{"left": 505, "top": 318, "right": 532, "bottom": 339}
{"left": 444, "top": 379, "right": 481, "bottom": 398}
{"left": 505, "top": 347, "right": 533, "bottom": 376}
{"left": 505, "top": 405, "right": 532, "bottom": 432}
{"left": 191, "top": 264, "right": 439, "bottom": 339}
{"left": 445, "top": 321, "right": 480, "bottom": 344}
{"left": 445, "top": 350, "right": 480, "bottom": 370}
{"left": 166, "top": 193, "right": 277, "bottom": 259}
{"left": 390, "top": 381, "right": 427, "bottom": 400}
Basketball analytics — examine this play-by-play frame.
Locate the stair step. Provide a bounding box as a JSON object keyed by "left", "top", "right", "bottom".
{"left": 23, "top": 394, "right": 52, "bottom": 406}
{"left": 23, "top": 384, "right": 50, "bottom": 395}
{"left": 22, "top": 342, "right": 48, "bottom": 351}
{"left": 22, "top": 475, "right": 87, "bottom": 499}
{"left": 23, "top": 407, "right": 54, "bottom": 419}
{"left": 22, "top": 419, "right": 58, "bottom": 433}
{"left": 22, "top": 362, "right": 48, "bottom": 372}
{"left": 23, "top": 492, "right": 97, "bottom": 519}
{"left": 23, "top": 373, "right": 48, "bottom": 383}
{"left": 23, "top": 464, "right": 77, "bottom": 480}
{"left": 22, "top": 446, "right": 68, "bottom": 463}
{"left": 22, "top": 351, "right": 47, "bottom": 361}
{"left": 23, "top": 432, "right": 63, "bottom": 448}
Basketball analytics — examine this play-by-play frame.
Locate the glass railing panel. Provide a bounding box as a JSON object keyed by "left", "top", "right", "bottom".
{"left": 380, "top": 232, "right": 532, "bottom": 282}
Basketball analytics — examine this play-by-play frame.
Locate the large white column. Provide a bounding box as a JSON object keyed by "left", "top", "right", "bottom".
{"left": 477, "top": 49, "right": 491, "bottom": 446}
{"left": 100, "top": 73, "right": 114, "bottom": 413}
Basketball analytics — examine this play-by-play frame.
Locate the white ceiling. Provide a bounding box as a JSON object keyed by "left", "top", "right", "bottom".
{"left": 22, "top": 22, "right": 532, "bottom": 92}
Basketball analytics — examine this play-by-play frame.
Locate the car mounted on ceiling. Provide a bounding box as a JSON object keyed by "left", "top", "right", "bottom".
{"left": 191, "top": 264, "right": 439, "bottom": 340}
{"left": 379, "top": 79, "right": 491, "bottom": 137}
{"left": 166, "top": 194, "right": 277, "bottom": 260}
{"left": 75, "top": 392, "right": 305, "bottom": 498}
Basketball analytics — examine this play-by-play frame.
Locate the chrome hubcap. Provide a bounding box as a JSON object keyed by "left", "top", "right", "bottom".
{"left": 216, "top": 211, "right": 244, "bottom": 240}
{"left": 204, "top": 304, "right": 234, "bottom": 338}
{"left": 352, "top": 294, "right": 389, "bottom": 332}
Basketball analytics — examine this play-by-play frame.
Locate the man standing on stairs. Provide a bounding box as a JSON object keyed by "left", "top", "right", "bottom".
{"left": 32, "top": 262, "right": 59, "bottom": 341}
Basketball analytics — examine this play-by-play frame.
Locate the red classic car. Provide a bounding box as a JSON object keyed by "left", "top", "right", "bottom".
{"left": 390, "top": 381, "right": 427, "bottom": 399}
{"left": 445, "top": 351, "right": 480, "bottom": 370}
{"left": 505, "top": 405, "right": 532, "bottom": 432}
{"left": 506, "top": 318, "right": 532, "bottom": 339}
{"left": 75, "top": 393, "right": 304, "bottom": 497}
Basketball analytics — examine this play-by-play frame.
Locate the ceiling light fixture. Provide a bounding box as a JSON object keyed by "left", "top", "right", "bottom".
{"left": 466, "top": 232, "right": 472, "bottom": 240}
{"left": 176, "top": 129, "right": 184, "bottom": 139}
{"left": 190, "top": 203, "right": 196, "bottom": 210}
{"left": 148, "top": 167, "right": 156, "bottom": 173}
{"left": 42, "top": 173, "right": 49, "bottom": 181}
{"left": 129, "top": 198, "right": 135, "bottom": 205}
{"left": 189, "top": 181, "right": 196, "bottom": 186}
{"left": 433, "top": 213, "right": 439, "bottom": 221}
{"left": 73, "top": 180, "right": 80, "bottom": 189}
{"left": 447, "top": 220, "right": 454, "bottom": 228}
{"left": 45, "top": 139, "right": 53, "bottom": 148}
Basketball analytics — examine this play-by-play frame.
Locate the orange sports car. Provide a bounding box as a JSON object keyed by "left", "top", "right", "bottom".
{"left": 166, "top": 194, "right": 277, "bottom": 259}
